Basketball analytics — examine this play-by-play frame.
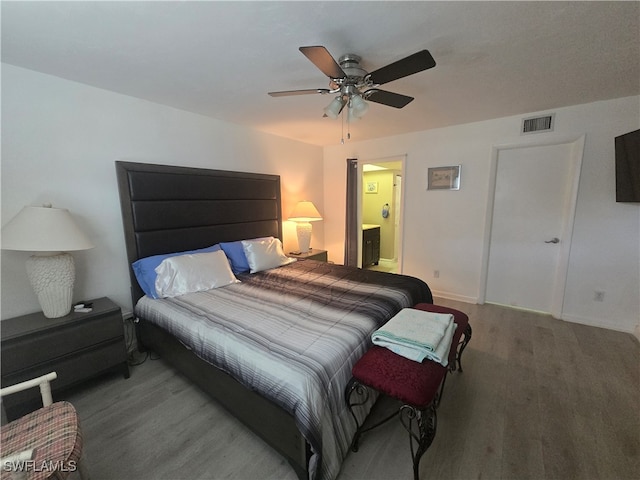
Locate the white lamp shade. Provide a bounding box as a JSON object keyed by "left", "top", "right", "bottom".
{"left": 347, "top": 107, "right": 361, "bottom": 123}
{"left": 324, "top": 97, "right": 346, "bottom": 120}
{"left": 350, "top": 94, "right": 369, "bottom": 118}
{"left": 2, "top": 205, "right": 94, "bottom": 252}
{"left": 288, "top": 201, "right": 323, "bottom": 222}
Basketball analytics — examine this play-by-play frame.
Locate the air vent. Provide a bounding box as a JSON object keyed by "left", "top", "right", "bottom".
{"left": 521, "top": 114, "right": 555, "bottom": 134}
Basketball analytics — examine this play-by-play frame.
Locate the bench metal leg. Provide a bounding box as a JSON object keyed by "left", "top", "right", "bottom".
{"left": 400, "top": 403, "right": 437, "bottom": 480}
{"left": 346, "top": 378, "right": 438, "bottom": 480}
{"left": 345, "top": 379, "right": 398, "bottom": 452}
{"left": 345, "top": 378, "right": 368, "bottom": 451}
{"left": 457, "top": 323, "right": 472, "bottom": 372}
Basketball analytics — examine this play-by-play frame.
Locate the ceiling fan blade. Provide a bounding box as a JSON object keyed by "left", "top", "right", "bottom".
{"left": 268, "top": 88, "right": 331, "bottom": 97}
{"left": 299, "top": 46, "right": 346, "bottom": 79}
{"left": 364, "top": 89, "right": 414, "bottom": 108}
{"left": 367, "top": 50, "right": 436, "bottom": 86}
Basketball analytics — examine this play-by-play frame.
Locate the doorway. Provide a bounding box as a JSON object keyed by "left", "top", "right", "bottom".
{"left": 360, "top": 156, "right": 405, "bottom": 273}
{"left": 480, "top": 135, "right": 585, "bottom": 318}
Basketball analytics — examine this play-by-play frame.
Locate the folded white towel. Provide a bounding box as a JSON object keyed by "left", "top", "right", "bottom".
{"left": 373, "top": 308, "right": 453, "bottom": 352}
{"left": 372, "top": 308, "right": 457, "bottom": 366}
{"left": 424, "top": 320, "right": 456, "bottom": 366}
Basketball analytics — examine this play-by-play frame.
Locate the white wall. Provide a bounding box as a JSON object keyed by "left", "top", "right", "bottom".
{"left": 1, "top": 64, "right": 324, "bottom": 318}
{"left": 3, "top": 64, "right": 637, "bottom": 336}
{"left": 324, "top": 96, "right": 640, "bottom": 335}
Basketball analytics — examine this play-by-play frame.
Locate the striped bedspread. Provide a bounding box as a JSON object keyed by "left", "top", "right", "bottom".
{"left": 135, "top": 260, "right": 432, "bottom": 480}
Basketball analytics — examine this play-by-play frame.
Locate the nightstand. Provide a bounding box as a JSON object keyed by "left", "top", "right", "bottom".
{"left": 1, "top": 297, "right": 129, "bottom": 420}
{"left": 288, "top": 249, "right": 328, "bottom": 262}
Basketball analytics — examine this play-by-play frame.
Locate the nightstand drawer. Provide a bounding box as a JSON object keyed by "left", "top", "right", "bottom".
{"left": 2, "top": 339, "right": 128, "bottom": 421}
{"left": 1, "top": 312, "right": 124, "bottom": 373}
{"left": 1, "top": 297, "right": 129, "bottom": 421}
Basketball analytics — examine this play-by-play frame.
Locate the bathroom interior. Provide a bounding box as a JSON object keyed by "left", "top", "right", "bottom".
{"left": 362, "top": 159, "right": 403, "bottom": 274}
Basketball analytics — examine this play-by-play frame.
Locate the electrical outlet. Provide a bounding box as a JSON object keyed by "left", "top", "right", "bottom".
{"left": 594, "top": 291, "right": 605, "bottom": 302}
{"left": 433, "top": 270, "right": 440, "bottom": 278}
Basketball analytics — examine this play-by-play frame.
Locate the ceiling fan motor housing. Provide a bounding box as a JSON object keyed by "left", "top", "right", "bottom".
{"left": 338, "top": 54, "right": 368, "bottom": 80}
{"left": 336, "top": 54, "right": 372, "bottom": 100}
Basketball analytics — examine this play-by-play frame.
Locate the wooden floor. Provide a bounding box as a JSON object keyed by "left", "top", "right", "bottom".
{"left": 64, "top": 299, "right": 639, "bottom": 480}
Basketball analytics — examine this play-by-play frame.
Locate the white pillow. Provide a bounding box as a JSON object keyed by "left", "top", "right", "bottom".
{"left": 241, "top": 237, "right": 296, "bottom": 273}
{"left": 154, "top": 250, "right": 240, "bottom": 298}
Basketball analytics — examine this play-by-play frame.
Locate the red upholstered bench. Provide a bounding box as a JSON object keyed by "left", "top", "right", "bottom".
{"left": 345, "top": 304, "right": 472, "bottom": 480}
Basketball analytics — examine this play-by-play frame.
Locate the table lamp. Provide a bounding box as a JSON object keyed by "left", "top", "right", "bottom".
{"left": 288, "top": 201, "right": 323, "bottom": 253}
{"left": 2, "top": 204, "right": 94, "bottom": 318}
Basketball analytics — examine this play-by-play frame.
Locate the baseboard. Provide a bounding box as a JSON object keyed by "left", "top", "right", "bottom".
{"left": 430, "top": 290, "right": 639, "bottom": 339}
{"left": 377, "top": 258, "right": 396, "bottom": 265}
{"left": 429, "top": 289, "right": 478, "bottom": 304}
{"left": 562, "top": 313, "right": 638, "bottom": 336}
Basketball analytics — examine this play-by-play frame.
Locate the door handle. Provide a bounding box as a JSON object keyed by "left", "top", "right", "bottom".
{"left": 545, "top": 237, "right": 560, "bottom": 244}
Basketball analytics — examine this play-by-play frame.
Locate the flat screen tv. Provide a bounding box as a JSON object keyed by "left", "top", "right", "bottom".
{"left": 615, "top": 128, "right": 640, "bottom": 202}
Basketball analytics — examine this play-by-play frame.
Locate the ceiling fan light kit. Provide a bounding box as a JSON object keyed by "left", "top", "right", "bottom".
{"left": 269, "top": 46, "right": 436, "bottom": 140}
{"left": 349, "top": 94, "right": 369, "bottom": 118}
{"left": 346, "top": 104, "right": 362, "bottom": 124}
{"left": 324, "top": 96, "right": 346, "bottom": 119}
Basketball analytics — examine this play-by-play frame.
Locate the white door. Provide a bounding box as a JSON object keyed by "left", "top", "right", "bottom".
{"left": 485, "top": 141, "right": 580, "bottom": 315}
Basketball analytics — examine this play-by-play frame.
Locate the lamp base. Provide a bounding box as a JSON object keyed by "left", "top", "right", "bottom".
{"left": 296, "top": 222, "right": 313, "bottom": 253}
{"left": 25, "top": 253, "right": 75, "bottom": 318}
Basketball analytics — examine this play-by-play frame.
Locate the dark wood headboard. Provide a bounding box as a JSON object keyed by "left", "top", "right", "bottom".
{"left": 115, "top": 161, "right": 283, "bottom": 305}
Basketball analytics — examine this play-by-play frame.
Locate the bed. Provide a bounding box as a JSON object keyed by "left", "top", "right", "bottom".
{"left": 115, "top": 161, "right": 433, "bottom": 480}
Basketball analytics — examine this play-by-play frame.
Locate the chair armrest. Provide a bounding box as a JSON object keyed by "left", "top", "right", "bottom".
{"left": 1, "top": 449, "right": 35, "bottom": 463}
{"left": 1, "top": 449, "right": 35, "bottom": 480}
{"left": 0, "top": 372, "right": 57, "bottom": 407}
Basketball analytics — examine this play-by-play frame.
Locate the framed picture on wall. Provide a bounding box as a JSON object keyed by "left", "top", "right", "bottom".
{"left": 428, "top": 165, "right": 461, "bottom": 190}
{"left": 365, "top": 181, "right": 379, "bottom": 194}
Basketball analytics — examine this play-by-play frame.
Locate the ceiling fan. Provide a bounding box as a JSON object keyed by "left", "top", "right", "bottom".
{"left": 268, "top": 46, "right": 436, "bottom": 121}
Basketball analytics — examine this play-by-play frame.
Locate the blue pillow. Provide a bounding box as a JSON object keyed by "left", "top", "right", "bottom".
{"left": 132, "top": 244, "right": 221, "bottom": 299}
{"left": 220, "top": 241, "right": 251, "bottom": 274}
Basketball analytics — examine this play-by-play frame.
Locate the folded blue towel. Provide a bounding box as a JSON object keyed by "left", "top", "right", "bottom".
{"left": 372, "top": 308, "right": 457, "bottom": 365}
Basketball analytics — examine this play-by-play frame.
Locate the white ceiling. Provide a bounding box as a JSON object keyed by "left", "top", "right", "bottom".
{"left": 2, "top": 1, "right": 639, "bottom": 147}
